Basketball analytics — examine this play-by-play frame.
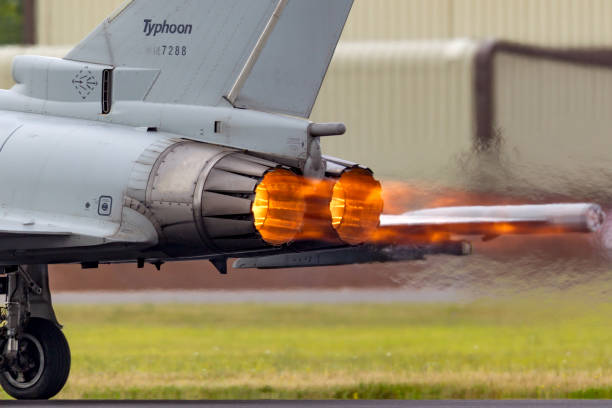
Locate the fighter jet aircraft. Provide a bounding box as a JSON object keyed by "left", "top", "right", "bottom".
{"left": 0, "top": 0, "right": 604, "bottom": 399}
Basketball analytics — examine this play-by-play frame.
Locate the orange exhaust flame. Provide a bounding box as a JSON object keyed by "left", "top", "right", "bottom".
{"left": 252, "top": 171, "right": 583, "bottom": 247}
{"left": 251, "top": 168, "right": 385, "bottom": 245}
{"left": 371, "top": 221, "right": 578, "bottom": 247}
{"left": 376, "top": 182, "right": 548, "bottom": 244}
{"left": 252, "top": 169, "right": 306, "bottom": 245}
{"left": 370, "top": 227, "right": 452, "bottom": 245}
{"left": 380, "top": 181, "right": 535, "bottom": 214}
{"left": 294, "top": 178, "right": 340, "bottom": 243}
{"left": 330, "top": 169, "right": 384, "bottom": 245}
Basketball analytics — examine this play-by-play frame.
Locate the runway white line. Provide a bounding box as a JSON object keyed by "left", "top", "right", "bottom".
{"left": 51, "top": 289, "right": 469, "bottom": 305}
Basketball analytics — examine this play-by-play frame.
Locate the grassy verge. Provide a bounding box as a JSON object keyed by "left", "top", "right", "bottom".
{"left": 11, "top": 298, "right": 612, "bottom": 399}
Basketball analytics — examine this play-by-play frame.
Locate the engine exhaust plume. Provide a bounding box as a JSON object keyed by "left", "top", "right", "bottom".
{"left": 374, "top": 203, "right": 605, "bottom": 246}
{"left": 252, "top": 169, "right": 306, "bottom": 245}
{"left": 330, "top": 168, "right": 384, "bottom": 245}
{"left": 294, "top": 178, "right": 340, "bottom": 242}
{"left": 405, "top": 203, "right": 606, "bottom": 234}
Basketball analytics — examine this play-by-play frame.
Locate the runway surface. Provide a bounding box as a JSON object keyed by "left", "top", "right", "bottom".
{"left": 51, "top": 289, "right": 468, "bottom": 304}
{"left": 4, "top": 400, "right": 611, "bottom": 407}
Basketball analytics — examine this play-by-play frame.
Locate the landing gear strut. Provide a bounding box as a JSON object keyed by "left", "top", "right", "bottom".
{"left": 0, "top": 265, "right": 70, "bottom": 399}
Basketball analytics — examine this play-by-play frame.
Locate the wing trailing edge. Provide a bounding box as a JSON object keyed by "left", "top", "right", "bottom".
{"left": 0, "top": 219, "right": 70, "bottom": 236}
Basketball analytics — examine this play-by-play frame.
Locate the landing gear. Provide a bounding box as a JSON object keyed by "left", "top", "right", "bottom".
{"left": 0, "top": 318, "right": 70, "bottom": 399}
{"left": 0, "top": 265, "right": 70, "bottom": 400}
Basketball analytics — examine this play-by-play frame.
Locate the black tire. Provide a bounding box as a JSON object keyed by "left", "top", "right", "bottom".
{"left": 0, "top": 318, "right": 71, "bottom": 400}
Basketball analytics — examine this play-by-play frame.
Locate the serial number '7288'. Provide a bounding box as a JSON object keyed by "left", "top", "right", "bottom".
{"left": 153, "top": 45, "right": 188, "bottom": 56}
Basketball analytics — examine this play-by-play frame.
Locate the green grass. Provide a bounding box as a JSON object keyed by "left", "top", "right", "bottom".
{"left": 13, "top": 297, "right": 612, "bottom": 399}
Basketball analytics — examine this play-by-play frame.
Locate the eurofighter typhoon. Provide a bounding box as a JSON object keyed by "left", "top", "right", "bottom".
{"left": 0, "top": 0, "right": 603, "bottom": 399}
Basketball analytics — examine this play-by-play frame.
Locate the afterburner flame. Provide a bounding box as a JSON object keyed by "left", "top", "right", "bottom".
{"left": 294, "top": 178, "right": 339, "bottom": 242}
{"left": 252, "top": 171, "right": 590, "bottom": 247}
{"left": 252, "top": 169, "right": 306, "bottom": 245}
{"left": 374, "top": 182, "right": 603, "bottom": 245}
{"left": 330, "top": 168, "right": 384, "bottom": 245}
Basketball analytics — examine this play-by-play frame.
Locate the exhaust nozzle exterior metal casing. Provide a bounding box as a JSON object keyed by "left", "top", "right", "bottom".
{"left": 143, "top": 144, "right": 358, "bottom": 255}
{"left": 145, "top": 142, "right": 280, "bottom": 253}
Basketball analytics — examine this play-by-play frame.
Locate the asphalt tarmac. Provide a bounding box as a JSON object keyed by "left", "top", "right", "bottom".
{"left": 2, "top": 401, "right": 611, "bottom": 407}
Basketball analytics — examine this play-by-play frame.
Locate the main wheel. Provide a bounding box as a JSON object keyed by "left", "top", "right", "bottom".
{"left": 0, "top": 318, "right": 71, "bottom": 400}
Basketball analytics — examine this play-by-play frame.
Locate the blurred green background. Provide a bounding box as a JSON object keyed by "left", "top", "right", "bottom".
{"left": 0, "top": 0, "right": 22, "bottom": 45}
{"left": 26, "top": 298, "right": 612, "bottom": 400}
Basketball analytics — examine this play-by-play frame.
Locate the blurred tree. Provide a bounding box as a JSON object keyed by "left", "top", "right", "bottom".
{"left": 0, "top": 0, "right": 22, "bottom": 45}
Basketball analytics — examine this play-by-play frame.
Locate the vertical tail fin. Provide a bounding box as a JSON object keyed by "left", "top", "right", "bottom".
{"left": 65, "top": 0, "right": 353, "bottom": 117}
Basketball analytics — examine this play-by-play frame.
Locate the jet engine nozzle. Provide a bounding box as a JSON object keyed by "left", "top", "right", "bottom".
{"left": 145, "top": 142, "right": 298, "bottom": 253}
{"left": 252, "top": 169, "right": 306, "bottom": 245}
{"left": 330, "top": 168, "right": 384, "bottom": 245}
{"left": 144, "top": 144, "right": 385, "bottom": 252}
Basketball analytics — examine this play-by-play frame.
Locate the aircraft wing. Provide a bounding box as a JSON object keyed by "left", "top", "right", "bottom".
{"left": 0, "top": 219, "right": 70, "bottom": 236}
{"left": 0, "top": 207, "right": 160, "bottom": 254}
